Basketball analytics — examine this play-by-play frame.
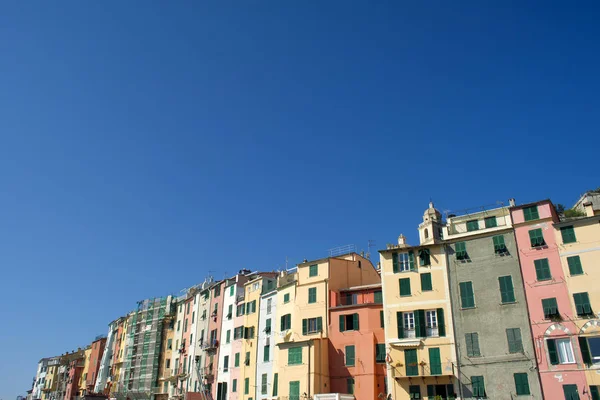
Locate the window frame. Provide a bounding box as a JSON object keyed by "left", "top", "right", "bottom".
{"left": 309, "top": 264, "right": 318, "bottom": 277}
{"left": 484, "top": 216, "right": 497, "bottom": 228}
{"left": 567, "top": 256, "right": 584, "bottom": 276}
{"left": 561, "top": 225, "right": 577, "bottom": 244}
{"left": 523, "top": 206, "right": 539, "bottom": 221}
{"left": 529, "top": 228, "right": 546, "bottom": 247}
{"left": 534, "top": 258, "right": 552, "bottom": 281}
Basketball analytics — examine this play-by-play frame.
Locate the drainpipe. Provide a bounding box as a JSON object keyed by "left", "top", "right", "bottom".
{"left": 445, "top": 244, "right": 464, "bottom": 400}
{"left": 308, "top": 340, "right": 312, "bottom": 398}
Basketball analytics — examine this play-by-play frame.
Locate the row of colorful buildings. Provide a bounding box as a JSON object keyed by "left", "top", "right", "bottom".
{"left": 27, "top": 190, "right": 600, "bottom": 400}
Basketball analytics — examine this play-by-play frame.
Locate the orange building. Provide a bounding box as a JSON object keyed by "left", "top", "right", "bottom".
{"left": 328, "top": 283, "right": 386, "bottom": 399}
{"left": 86, "top": 336, "right": 106, "bottom": 392}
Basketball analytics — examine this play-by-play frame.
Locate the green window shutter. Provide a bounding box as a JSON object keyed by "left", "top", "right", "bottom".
{"left": 466, "top": 220, "right": 479, "bottom": 231}
{"left": 244, "top": 378, "right": 249, "bottom": 394}
{"left": 374, "top": 290, "right": 383, "bottom": 303}
{"left": 272, "top": 373, "right": 278, "bottom": 396}
{"left": 485, "top": 216, "right": 497, "bottom": 228}
{"left": 590, "top": 386, "right": 600, "bottom": 400}
{"left": 534, "top": 258, "right": 552, "bottom": 281}
{"left": 529, "top": 228, "right": 545, "bottom": 247}
{"left": 261, "top": 373, "right": 268, "bottom": 394}
{"left": 547, "top": 339, "right": 559, "bottom": 365}
{"left": 459, "top": 281, "right": 475, "bottom": 308}
{"left": 455, "top": 241, "right": 467, "bottom": 260}
{"left": 409, "top": 385, "right": 421, "bottom": 398}
{"left": 392, "top": 253, "right": 399, "bottom": 273}
{"left": 472, "top": 376, "right": 486, "bottom": 397}
{"left": 375, "top": 344, "right": 386, "bottom": 363}
{"left": 346, "top": 378, "right": 355, "bottom": 395}
{"left": 563, "top": 384, "right": 579, "bottom": 400}
{"left": 404, "top": 349, "right": 418, "bottom": 376}
{"left": 419, "top": 248, "right": 431, "bottom": 266}
{"left": 420, "top": 273, "right": 433, "bottom": 291}
{"left": 415, "top": 309, "right": 426, "bottom": 338}
{"left": 506, "top": 328, "right": 523, "bottom": 353}
{"left": 499, "top": 275, "right": 516, "bottom": 303}
{"left": 308, "top": 287, "right": 317, "bottom": 303}
{"left": 437, "top": 308, "right": 446, "bottom": 337}
{"left": 339, "top": 315, "right": 345, "bottom": 332}
{"left": 265, "top": 318, "right": 271, "bottom": 332}
{"left": 561, "top": 226, "right": 577, "bottom": 244}
{"left": 567, "top": 256, "right": 584, "bottom": 275}
{"left": 309, "top": 264, "right": 318, "bottom": 277}
{"left": 399, "top": 278, "right": 411, "bottom": 296}
{"left": 574, "top": 292, "right": 593, "bottom": 316}
{"left": 302, "top": 319, "right": 308, "bottom": 335}
{"left": 380, "top": 310, "right": 384, "bottom": 328}
{"left": 396, "top": 312, "right": 403, "bottom": 338}
{"left": 428, "top": 347, "right": 442, "bottom": 375}
{"left": 317, "top": 317, "right": 323, "bottom": 332}
{"left": 523, "top": 206, "right": 539, "bottom": 221}
{"left": 234, "top": 352, "right": 240, "bottom": 367}
{"left": 427, "top": 385, "right": 435, "bottom": 397}
{"left": 466, "top": 333, "right": 480, "bottom": 357}
{"left": 542, "top": 298, "right": 559, "bottom": 318}
{"left": 288, "top": 347, "right": 302, "bottom": 365}
{"left": 226, "top": 330, "right": 231, "bottom": 343}
{"left": 353, "top": 313, "right": 359, "bottom": 330}
{"left": 578, "top": 337, "right": 592, "bottom": 366}
{"left": 493, "top": 235, "right": 507, "bottom": 253}
{"left": 408, "top": 251, "right": 415, "bottom": 270}
{"left": 514, "top": 373, "right": 530, "bottom": 395}
{"left": 289, "top": 381, "right": 300, "bottom": 400}
{"left": 232, "top": 379, "right": 237, "bottom": 392}
{"left": 345, "top": 345, "right": 355, "bottom": 366}
{"left": 264, "top": 345, "right": 270, "bottom": 362}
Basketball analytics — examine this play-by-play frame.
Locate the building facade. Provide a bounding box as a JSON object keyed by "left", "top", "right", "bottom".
{"left": 256, "top": 279, "right": 277, "bottom": 400}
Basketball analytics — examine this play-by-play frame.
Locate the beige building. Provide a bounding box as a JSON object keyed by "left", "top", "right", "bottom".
{"left": 379, "top": 203, "right": 458, "bottom": 399}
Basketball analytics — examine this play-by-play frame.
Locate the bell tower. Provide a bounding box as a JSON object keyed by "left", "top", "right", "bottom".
{"left": 418, "top": 202, "right": 443, "bottom": 245}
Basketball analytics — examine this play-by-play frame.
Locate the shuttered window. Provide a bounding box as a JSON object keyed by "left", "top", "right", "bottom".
{"left": 542, "top": 298, "right": 559, "bottom": 319}
{"left": 529, "top": 228, "right": 545, "bottom": 247}
{"left": 404, "top": 349, "right": 418, "bottom": 376}
{"left": 574, "top": 292, "right": 593, "bottom": 316}
{"left": 234, "top": 352, "right": 240, "bottom": 367}
{"left": 374, "top": 290, "right": 383, "bottom": 304}
{"left": 420, "top": 273, "right": 433, "bottom": 291}
{"left": 466, "top": 220, "right": 479, "bottom": 232}
{"left": 590, "top": 386, "right": 599, "bottom": 400}
{"left": 485, "top": 216, "right": 497, "bottom": 228}
{"left": 561, "top": 226, "right": 577, "bottom": 244}
{"left": 232, "top": 379, "right": 237, "bottom": 393}
{"left": 455, "top": 241, "right": 468, "bottom": 260}
{"left": 264, "top": 345, "right": 270, "bottom": 362}
{"left": 261, "top": 374, "right": 268, "bottom": 394}
{"left": 244, "top": 378, "right": 249, "bottom": 394}
{"left": 376, "top": 344, "right": 386, "bottom": 363}
{"left": 309, "top": 264, "right": 318, "bottom": 277}
{"left": 459, "top": 281, "right": 475, "bottom": 308}
{"left": 523, "top": 206, "right": 539, "bottom": 221}
{"left": 280, "top": 314, "right": 291, "bottom": 331}
{"left": 567, "top": 256, "right": 584, "bottom": 275}
{"left": 345, "top": 345, "right": 355, "bottom": 366}
{"left": 419, "top": 248, "right": 431, "bottom": 266}
{"left": 272, "top": 373, "right": 278, "bottom": 396}
{"left": 288, "top": 347, "right": 302, "bottom": 365}
{"left": 506, "top": 328, "right": 523, "bottom": 353}
{"left": 308, "top": 287, "right": 317, "bottom": 304}
{"left": 283, "top": 293, "right": 290, "bottom": 303}
{"left": 498, "top": 276, "right": 516, "bottom": 303}
{"left": 399, "top": 278, "right": 411, "bottom": 296}
{"left": 514, "top": 373, "right": 530, "bottom": 395}
{"left": 493, "top": 235, "right": 507, "bottom": 254}
{"left": 471, "top": 376, "right": 486, "bottom": 397}
{"left": 429, "top": 347, "right": 442, "bottom": 375}
{"left": 465, "top": 333, "right": 481, "bottom": 357}
{"left": 563, "top": 384, "right": 579, "bottom": 400}
{"left": 534, "top": 258, "right": 552, "bottom": 281}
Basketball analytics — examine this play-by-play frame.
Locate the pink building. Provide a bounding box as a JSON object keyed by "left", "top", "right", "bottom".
{"left": 205, "top": 281, "right": 225, "bottom": 399}
{"left": 229, "top": 285, "right": 246, "bottom": 400}
{"left": 328, "top": 283, "right": 386, "bottom": 399}
{"left": 511, "top": 200, "right": 587, "bottom": 399}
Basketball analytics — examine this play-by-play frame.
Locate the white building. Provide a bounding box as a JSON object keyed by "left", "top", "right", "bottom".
{"left": 256, "top": 278, "right": 277, "bottom": 400}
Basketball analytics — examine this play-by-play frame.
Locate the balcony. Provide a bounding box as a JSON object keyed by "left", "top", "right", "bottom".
{"left": 201, "top": 339, "right": 219, "bottom": 352}
{"left": 391, "top": 361, "right": 455, "bottom": 378}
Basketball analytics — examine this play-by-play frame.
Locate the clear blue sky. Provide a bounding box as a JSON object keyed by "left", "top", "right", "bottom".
{"left": 1, "top": 1, "right": 599, "bottom": 397}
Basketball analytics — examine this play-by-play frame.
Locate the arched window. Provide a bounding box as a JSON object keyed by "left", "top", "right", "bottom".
{"left": 424, "top": 229, "right": 429, "bottom": 239}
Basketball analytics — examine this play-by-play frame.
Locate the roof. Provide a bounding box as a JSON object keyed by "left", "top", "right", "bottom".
{"left": 554, "top": 214, "right": 600, "bottom": 227}
{"left": 379, "top": 242, "right": 441, "bottom": 254}
{"left": 509, "top": 198, "right": 552, "bottom": 210}
{"left": 339, "top": 283, "right": 382, "bottom": 292}
{"left": 297, "top": 252, "right": 361, "bottom": 267}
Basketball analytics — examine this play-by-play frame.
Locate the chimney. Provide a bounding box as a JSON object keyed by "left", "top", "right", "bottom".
{"left": 398, "top": 234, "right": 408, "bottom": 247}
{"left": 583, "top": 202, "right": 594, "bottom": 217}
{"left": 509, "top": 198, "right": 516, "bottom": 207}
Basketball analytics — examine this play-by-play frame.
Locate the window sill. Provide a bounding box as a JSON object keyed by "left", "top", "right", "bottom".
{"left": 500, "top": 301, "right": 518, "bottom": 305}
{"left": 461, "top": 306, "right": 476, "bottom": 310}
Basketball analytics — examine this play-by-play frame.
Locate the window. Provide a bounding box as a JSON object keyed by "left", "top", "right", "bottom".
{"left": 264, "top": 345, "right": 270, "bottom": 362}
{"left": 309, "top": 264, "right": 318, "bottom": 277}
{"left": 561, "top": 226, "right": 577, "bottom": 244}
{"left": 302, "top": 317, "right": 322, "bottom": 334}
{"left": 419, "top": 248, "right": 431, "bottom": 266}
{"left": 339, "top": 313, "right": 359, "bottom": 332}
{"left": 236, "top": 304, "right": 244, "bottom": 317}
{"left": 472, "top": 376, "right": 486, "bottom": 397}
{"left": 529, "top": 228, "right": 545, "bottom": 247}
{"left": 547, "top": 338, "right": 575, "bottom": 364}
{"left": 534, "top": 258, "right": 552, "bottom": 281}
{"left": 226, "top": 304, "right": 232, "bottom": 319}
{"left": 420, "top": 273, "right": 432, "bottom": 291}
{"left": 523, "top": 206, "right": 539, "bottom": 221}
{"left": 374, "top": 290, "right": 383, "bottom": 303}
{"left": 232, "top": 379, "right": 237, "bottom": 393}
{"left": 498, "top": 276, "right": 516, "bottom": 303}
{"left": 214, "top": 285, "right": 220, "bottom": 297}
{"left": 244, "top": 378, "right": 249, "bottom": 394}
{"left": 272, "top": 373, "right": 278, "bottom": 396}
{"left": 213, "top": 303, "right": 218, "bottom": 314}
{"left": 567, "top": 256, "right": 584, "bottom": 276}
{"left": 563, "top": 384, "right": 580, "bottom": 400}
{"left": 167, "top": 339, "right": 172, "bottom": 350}
{"left": 346, "top": 378, "right": 355, "bottom": 395}
{"left": 234, "top": 326, "right": 244, "bottom": 340}
{"left": 229, "top": 285, "right": 234, "bottom": 296}
{"left": 226, "top": 330, "right": 231, "bottom": 343}
{"left": 283, "top": 293, "right": 290, "bottom": 303}
{"left": 404, "top": 349, "right": 418, "bottom": 376}
{"left": 513, "top": 373, "right": 530, "bottom": 395}
{"left": 177, "top": 320, "right": 181, "bottom": 331}
{"left": 465, "top": 333, "right": 481, "bottom": 357}
{"left": 403, "top": 312, "right": 416, "bottom": 338}
{"left": 192, "top": 311, "right": 195, "bottom": 323}
{"left": 393, "top": 251, "right": 415, "bottom": 272}
{"left": 266, "top": 298, "right": 272, "bottom": 314}
{"left": 223, "top": 356, "right": 229, "bottom": 372}
{"left": 308, "top": 287, "right": 317, "bottom": 304}
{"left": 234, "top": 353, "right": 239, "bottom": 367}
{"left": 288, "top": 347, "right": 302, "bottom": 365}
{"left": 542, "top": 298, "right": 559, "bottom": 319}
{"left": 380, "top": 311, "right": 384, "bottom": 328}
{"left": 261, "top": 373, "right": 267, "bottom": 395}
{"left": 245, "top": 351, "right": 250, "bottom": 366}
{"left": 399, "top": 278, "right": 411, "bottom": 296}
{"left": 246, "top": 300, "right": 257, "bottom": 314}
{"left": 184, "top": 319, "right": 188, "bottom": 332}
{"left": 466, "top": 220, "right": 479, "bottom": 232}
{"left": 409, "top": 385, "right": 421, "bottom": 399}
{"left": 455, "top": 242, "right": 468, "bottom": 260}
{"left": 345, "top": 345, "right": 355, "bottom": 366}
{"left": 574, "top": 292, "right": 593, "bottom": 316}
{"left": 243, "top": 326, "right": 255, "bottom": 339}
{"left": 265, "top": 318, "right": 271, "bottom": 334}
{"left": 506, "top": 328, "right": 523, "bottom": 353}
{"left": 280, "top": 314, "right": 291, "bottom": 331}
{"left": 590, "top": 386, "right": 600, "bottom": 400}
{"left": 166, "top": 359, "right": 170, "bottom": 368}
{"left": 426, "top": 310, "right": 438, "bottom": 337}
{"left": 429, "top": 347, "right": 442, "bottom": 375}
{"left": 376, "top": 344, "right": 386, "bottom": 363}
{"left": 493, "top": 235, "right": 507, "bottom": 254}
{"left": 485, "top": 216, "right": 497, "bottom": 228}
{"left": 580, "top": 336, "right": 600, "bottom": 366}
{"left": 459, "top": 281, "right": 475, "bottom": 308}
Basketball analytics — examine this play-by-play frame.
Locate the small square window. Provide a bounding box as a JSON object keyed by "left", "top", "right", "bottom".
{"left": 523, "top": 206, "right": 539, "bottom": 221}
{"left": 309, "top": 264, "right": 318, "bottom": 277}
{"left": 466, "top": 220, "right": 479, "bottom": 232}
{"left": 484, "top": 216, "right": 497, "bottom": 228}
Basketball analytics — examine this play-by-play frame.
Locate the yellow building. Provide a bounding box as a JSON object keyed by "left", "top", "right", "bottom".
{"left": 274, "top": 252, "right": 379, "bottom": 399}
{"left": 379, "top": 204, "right": 458, "bottom": 399}
{"left": 42, "top": 358, "right": 60, "bottom": 400}
{"left": 555, "top": 198, "right": 600, "bottom": 392}
{"left": 79, "top": 347, "right": 92, "bottom": 395}
{"left": 156, "top": 313, "right": 176, "bottom": 399}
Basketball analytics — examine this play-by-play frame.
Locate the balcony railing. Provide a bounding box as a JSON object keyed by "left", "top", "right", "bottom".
{"left": 392, "top": 361, "right": 455, "bottom": 378}
{"left": 201, "top": 340, "right": 219, "bottom": 351}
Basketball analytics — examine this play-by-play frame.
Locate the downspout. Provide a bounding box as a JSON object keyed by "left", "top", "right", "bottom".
{"left": 445, "top": 244, "right": 464, "bottom": 400}
{"left": 308, "top": 340, "right": 312, "bottom": 398}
